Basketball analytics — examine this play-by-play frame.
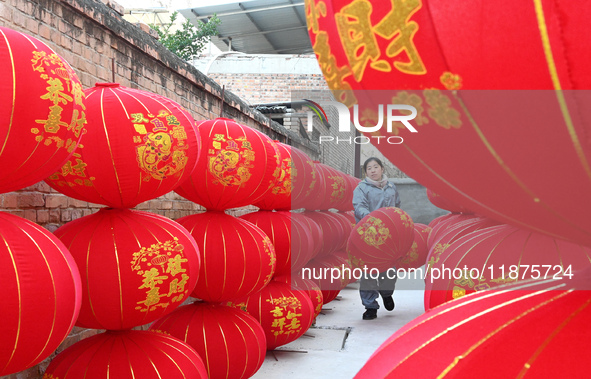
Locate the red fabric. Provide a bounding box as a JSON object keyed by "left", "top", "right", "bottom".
{"left": 45, "top": 330, "right": 207, "bottom": 379}
{"left": 347, "top": 207, "right": 415, "bottom": 273}
{"left": 396, "top": 223, "right": 432, "bottom": 270}
{"left": 426, "top": 188, "right": 473, "bottom": 214}
{"left": 150, "top": 303, "right": 266, "bottom": 379}
{"left": 290, "top": 212, "right": 324, "bottom": 261}
{"left": 227, "top": 280, "right": 314, "bottom": 350}
{"left": 355, "top": 272, "right": 591, "bottom": 378}
{"left": 177, "top": 211, "right": 276, "bottom": 302}
{"left": 240, "top": 210, "right": 314, "bottom": 276}
{"left": 45, "top": 83, "right": 199, "bottom": 208}
{"left": 253, "top": 141, "right": 292, "bottom": 211}
{"left": 427, "top": 213, "right": 453, "bottom": 229}
{"left": 0, "top": 27, "right": 86, "bottom": 193}
{"left": 54, "top": 208, "right": 200, "bottom": 330}
{"left": 424, "top": 224, "right": 591, "bottom": 310}
{"left": 335, "top": 174, "right": 359, "bottom": 212}
{"left": 303, "top": 211, "right": 346, "bottom": 258}
{"left": 308, "top": 0, "right": 591, "bottom": 247}
{"left": 175, "top": 118, "right": 280, "bottom": 210}
{"left": 290, "top": 147, "right": 321, "bottom": 210}
{"left": 0, "top": 212, "right": 81, "bottom": 376}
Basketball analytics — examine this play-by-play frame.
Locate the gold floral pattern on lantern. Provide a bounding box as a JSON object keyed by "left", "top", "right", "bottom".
{"left": 440, "top": 71, "right": 463, "bottom": 90}
{"left": 424, "top": 89, "right": 462, "bottom": 129}
{"left": 330, "top": 175, "right": 346, "bottom": 202}
{"left": 131, "top": 238, "right": 189, "bottom": 312}
{"left": 31, "top": 51, "right": 86, "bottom": 151}
{"left": 398, "top": 241, "right": 419, "bottom": 265}
{"left": 262, "top": 235, "right": 276, "bottom": 285}
{"left": 358, "top": 217, "right": 390, "bottom": 247}
{"left": 426, "top": 242, "right": 450, "bottom": 274}
{"left": 273, "top": 157, "right": 292, "bottom": 195}
{"left": 208, "top": 133, "right": 255, "bottom": 187}
{"left": 267, "top": 296, "right": 303, "bottom": 336}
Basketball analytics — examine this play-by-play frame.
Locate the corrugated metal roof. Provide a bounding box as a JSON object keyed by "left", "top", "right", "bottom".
{"left": 179, "top": 0, "right": 312, "bottom": 54}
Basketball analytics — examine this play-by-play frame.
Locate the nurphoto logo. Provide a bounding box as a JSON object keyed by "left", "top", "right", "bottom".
{"left": 303, "top": 99, "right": 418, "bottom": 145}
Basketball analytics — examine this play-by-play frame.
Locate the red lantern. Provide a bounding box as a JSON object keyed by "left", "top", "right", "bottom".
{"left": 276, "top": 273, "right": 324, "bottom": 318}
{"left": 347, "top": 207, "right": 415, "bottom": 273}
{"left": 175, "top": 118, "right": 280, "bottom": 210}
{"left": 335, "top": 174, "right": 359, "bottom": 212}
{"left": 227, "top": 280, "right": 314, "bottom": 350}
{"left": 54, "top": 208, "right": 200, "bottom": 330}
{"left": 427, "top": 213, "right": 454, "bottom": 229}
{"left": 426, "top": 188, "right": 473, "bottom": 214}
{"left": 253, "top": 141, "right": 292, "bottom": 211}
{"left": 0, "top": 212, "right": 81, "bottom": 376}
{"left": 396, "top": 223, "right": 431, "bottom": 270}
{"left": 426, "top": 213, "right": 480, "bottom": 249}
{"left": 44, "top": 330, "right": 207, "bottom": 379}
{"left": 425, "top": 224, "right": 591, "bottom": 310}
{"left": 355, "top": 272, "right": 591, "bottom": 378}
{"left": 290, "top": 147, "right": 321, "bottom": 210}
{"left": 0, "top": 27, "right": 86, "bottom": 193}
{"left": 329, "top": 211, "right": 354, "bottom": 250}
{"left": 150, "top": 303, "right": 266, "bottom": 379}
{"left": 240, "top": 210, "right": 314, "bottom": 276}
{"left": 304, "top": 254, "right": 350, "bottom": 305}
{"left": 303, "top": 210, "right": 345, "bottom": 258}
{"left": 309, "top": 162, "right": 347, "bottom": 211}
{"left": 45, "top": 83, "right": 199, "bottom": 208}
{"left": 177, "top": 211, "right": 276, "bottom": 302}
{"left": 308, "top": 0, "right": 591, "bottom": 247}
{"left": 291, "top": 212, "right": 324, "bottom": 261}
{"left": 425, "top": 216, "right": 501, "bottom": 274}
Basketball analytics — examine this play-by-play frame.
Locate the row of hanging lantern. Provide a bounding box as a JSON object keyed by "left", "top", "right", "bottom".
{"left": 1, "top": 24, "right": 403, "bottom": 378}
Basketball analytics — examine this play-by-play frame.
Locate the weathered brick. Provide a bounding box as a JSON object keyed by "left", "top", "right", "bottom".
{"left": 17, "top": 193, "right": 44, "bottom": 208}
{"left": 61, "top": 210, "right": 71, "bottom": 222}
{"left": 24, "top": 209, "right": 37, "bottom": 222}
{"left": 49, "top": 209, "right": 60, "bottom": 223}
{"left": 3, "top": 193, "right": 18, "bottom": 208}
{"left": 37, "top": 210, "right": 50, "bottom": 224}
{"left": 46, "top": 194, "right": 68, "bottom": 208}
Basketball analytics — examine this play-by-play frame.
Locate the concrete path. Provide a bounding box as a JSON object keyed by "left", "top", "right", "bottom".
{"left": 252, "top": 272, "right": 426, "bottom": 378}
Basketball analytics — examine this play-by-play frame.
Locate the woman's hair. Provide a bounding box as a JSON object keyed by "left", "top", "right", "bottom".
{"left": 363, "top": 157, "right": 384, "bottom": 173}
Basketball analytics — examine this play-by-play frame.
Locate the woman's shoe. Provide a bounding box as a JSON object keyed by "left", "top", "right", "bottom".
{"left": 383, "top": 296, "right": 395, "bottom": 311}
{"left": 362, "top": 308, "right": 378, "bottom": 320}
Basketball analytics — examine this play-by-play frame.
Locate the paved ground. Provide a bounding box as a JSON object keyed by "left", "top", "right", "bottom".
{"left": 252, "top": 272, "right": 426, "bottom": 378}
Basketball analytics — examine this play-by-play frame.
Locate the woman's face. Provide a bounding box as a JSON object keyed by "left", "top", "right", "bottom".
{"left": 365, "top": 161, "right": 383, "bottom": 181}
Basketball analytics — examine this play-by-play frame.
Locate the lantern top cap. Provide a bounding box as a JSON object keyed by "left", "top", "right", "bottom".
{"left": 95, "top": 82, "right": 120, "bottom": 88}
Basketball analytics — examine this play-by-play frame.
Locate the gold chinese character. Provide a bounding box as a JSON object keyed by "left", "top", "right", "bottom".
{"left": 139, "top": 268, "right": 168, "bottom": 290}
{"left": 131, "top": 113, "right": 149, "bottom": 123}
{"left": 373, "top": 0, "right": 426, "bottom": 75}
{"left": 213, "top": 134, "right": 227, "bottom": 142}
{"left": 335, "top": 0, "right": 383, "bottom": 81}
{"left": 305, "top": 0, "right": 327, "bottom": 33}
{"left": 41, "top": 78, "right": 73, "bottom": 105}
{"left": 166, "top": 254, "right": 188, "bottom": 276}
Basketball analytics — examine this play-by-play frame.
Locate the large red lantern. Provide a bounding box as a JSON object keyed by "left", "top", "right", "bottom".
{"left": 240, "top": 210, "right": 314, "bottom": 276}
{"left": 176, "top": 211, "right": 276, "bottom": 302}
{"left": 355, "top": 272, "right": 591, "bottom": 378}
{"left": 227, "top": 280, "right": 314, "bottom": 350}
{"left": 290, "top": 147, "right": 321, "bottom": 210}
{"left": 44, "top": 330, "right": 207, "bottom": 379}
{"left": 0, "top": 27, "right": 86, "bottom": 193}
{"left": 291, "top": 212, "right": 324, "bottom": 260}
{"left": 45, "top": 83, "right": 199, "bottom": 208}
{"left": 54, "top": 208, "right": 200, "bottom": 329}
{"left": 396, "top": 223, "right": 431, "bottom": 270}
{"left": 307, "top": 0, "right": 591, "bottom": 247}
{"left": 253, "top": 141, "right": 292, "bottom": 211}
{"left": 425, "top": 224, "right": 591, "bottom": 310}
{"left": 0, "top": 212, "right": 81, "bottom": 376}
{"left": 347, "top": 207, "right": 415, "bottom": 273}
{"left": 308, "top": 162, "right": 347, "bottom": 211}
{"left": 175, "top": 118, "right": 280, "bottom": 210}
{"left": 150, "top": 302, "right": 266, "bottom": 379}
{"left": 303, "top": 210, "right": 346, "bottom": 258}
{"left": 426, "top": 213, "right": 480, "bottom": 248}
{"left": 304, "top": 254, "right": 350, "bottom": 305}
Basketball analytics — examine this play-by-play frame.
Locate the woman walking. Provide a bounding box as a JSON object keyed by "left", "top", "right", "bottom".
{"left": 352, "top": 157, "right": 401, "bottom": 320}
